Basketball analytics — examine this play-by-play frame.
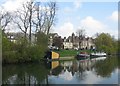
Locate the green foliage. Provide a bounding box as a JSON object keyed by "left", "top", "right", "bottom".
{"left": 26, "top": 45, "right": 46, "bottom": 61}
{"left": 36, "top": 32, "right": 48, "bottom": 47}
{"left": 2, "top": 31, "right": 49, "bottom": 63}
{"left": 13, "top": 32, "right": 48, "bottom": 62}
{"left": 2, "top": 32, "right": 48, "bottom": 63}
{"left": 2, "top": 32, "right": 13, "bottom": 52}
{"left": 2, "top": 30, "right": 16, "bottom": 63}
{"left": 95, "top": 33, "right": 117, "bottom": 54}
{"left": 3, "top": 51, "right": 18, "bottom": 63}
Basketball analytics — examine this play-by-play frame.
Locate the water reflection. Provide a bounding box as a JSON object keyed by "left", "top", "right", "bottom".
{"left": 2, "top": 63, "right": 49, "bottom": 84}
{"left": 45, "top": 61, "right": 63, "bottom": 76}
{"left": 2, "top": 56, "right": 119, "bottom": 84}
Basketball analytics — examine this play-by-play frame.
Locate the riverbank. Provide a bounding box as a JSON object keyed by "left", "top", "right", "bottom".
{"left": 2, "top": 49, "right": 93, "bottom": 64}
{"left": 59, "top": 56, "right": 74, "bottom": 60}
{"left": 3, "top": 49, "right": 118, "bottom": 64}
{"left": 54, "top": 49, "right": 93, "bottom": 57}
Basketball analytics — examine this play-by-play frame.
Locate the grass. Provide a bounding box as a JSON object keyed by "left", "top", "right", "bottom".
{"left": 53, "top": 49, "right": 94, "bottom": 57}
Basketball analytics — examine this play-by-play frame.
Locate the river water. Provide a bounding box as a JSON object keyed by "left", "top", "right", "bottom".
{"left": 2, "top": 56, "right": 119, "bottom": 84}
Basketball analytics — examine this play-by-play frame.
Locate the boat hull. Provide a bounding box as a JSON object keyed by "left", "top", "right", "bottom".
{"left": 90, "top": 55, "right": 106, "bottom": 57}
{"left": 76, "top": 54, "right": 90, "bottom": 60}
{"left": 44, "top": 51, "right": 59, "bottom": 61}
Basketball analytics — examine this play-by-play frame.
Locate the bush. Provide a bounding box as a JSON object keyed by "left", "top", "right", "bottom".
{"left": 3, "top": 51, "right": 18, "bottom": 63}
{"left": 26, "top": 45, "right": 45, "bottom": 61}
{"left": 2, "top": 31, "right": 49, "bottom": 63}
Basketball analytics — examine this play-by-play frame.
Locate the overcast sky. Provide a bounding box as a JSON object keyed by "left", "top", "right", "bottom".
{"left": 0, "top": 0, "right": 118, "bottom": 39}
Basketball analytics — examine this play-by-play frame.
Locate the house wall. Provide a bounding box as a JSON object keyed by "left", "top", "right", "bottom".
{"left": 63, "top": 42, "right": 73, "bottom": 49}
{"left": 48, "top": 33, "right": 96, "bottom": 50}
{"left": 48, "top": 36, "right": 53, "bottom": 47}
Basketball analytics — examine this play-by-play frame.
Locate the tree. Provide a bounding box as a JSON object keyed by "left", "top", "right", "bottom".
{"left": 76, "top": 29, "right": 85, "bottom": 38}
{"left": 14, "top": 1, "right": 57, "bottom": 44}
{"left": 45, "top": 2, "right": 57, "bottom": 35}
{"left": 76, "top": 29, "right": 86, "bottom": 48}
{"left": 95, "top": 33, "right": 117, "bottom": 54}
{"left": 1, "top": 0, "right": 58, "bottom": 63}
{"left": 0, "top": 9, "right": 12, "bottom": 31}
{"left": 28, "top": 1, "right": 34, "bottom": 43}
{"left": 14, "top": 1, "right": 34, "bottom": 41}
{"left": 33, "top": 2, "right": 57, "bottom": 35}
{"left": 32, "top": 2, "right": 47, "bottom": 33}
{"left": 53, "top": 36, "right": 63, "bottom": 49}
{"left": 36, "top": 32, "right": 48, "bottom": 47}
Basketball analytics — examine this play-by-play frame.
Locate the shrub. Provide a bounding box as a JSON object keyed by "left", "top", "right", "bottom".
{"left": 3, "top": 51, "right": 18, "bottom": 63}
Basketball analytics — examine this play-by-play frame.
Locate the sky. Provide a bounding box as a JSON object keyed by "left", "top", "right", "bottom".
{"left": 0, "top": 0, "right": 119, "bottom": 39}
{"left": 53, "top": 2, "right": 118, "bottom": 39}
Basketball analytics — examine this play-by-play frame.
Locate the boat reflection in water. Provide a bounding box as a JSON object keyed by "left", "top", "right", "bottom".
{"left": 45, "top": 61, "right": 59, "bottom": 69}
{"left": 90, "top": 56, "right": 107, "bottom": 61}
{"left": 45, "top": 60, "right": 63, "bottom": 76}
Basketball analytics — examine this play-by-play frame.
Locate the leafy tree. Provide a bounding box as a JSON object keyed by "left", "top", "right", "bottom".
{"left": 2, "top": 30, "right": 18, "bottom": 63}
{"left": 32, "top": 32, "right": 49, "bottom": 60}
{"left": 2, "top": 30, "right": 14, "bottom": 53}
{"left": 36, "top": 32, "right": 48, "bottom": 47}
{"left": 95, "top": 33, "right": 117, "bottom": 54}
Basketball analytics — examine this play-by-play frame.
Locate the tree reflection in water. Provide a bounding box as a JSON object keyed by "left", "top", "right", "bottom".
{"left": 59, "top": 56, "right": 118, "bottom": 81}
{"left": 94, "top": 56, "right": 118, "bottom": 77}
{"left": 2, "top": 62, "right": 50, "bottom": 84}
{"left": 2, "top": 56, "right": 118, "bottom": 84}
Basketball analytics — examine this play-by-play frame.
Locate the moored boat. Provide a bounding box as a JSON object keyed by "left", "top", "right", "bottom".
{"left": 76, "top": 52, "right": 90, "bottom": 60}
{"left": 90, "top": 52, "right": 107, "bottom": 57}
{"left": 44, "top": 51, "right": 60, "bottom": 61}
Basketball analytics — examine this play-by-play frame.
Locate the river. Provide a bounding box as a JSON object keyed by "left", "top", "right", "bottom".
{"left": 2, "top": 56, "right": 119, "bottom": 84}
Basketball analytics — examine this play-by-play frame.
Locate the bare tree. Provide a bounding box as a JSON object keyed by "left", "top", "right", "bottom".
{"left": 0, "top": 9, "right": 12, "bottom": 31}
{"left": 28, "top": 1, "right": 34, "bottom": 43}
{"left": 32, "top": 2, "right": 47, "bottom": 33}
{"left": 76, "top": 29, "right": 85, "bottom": 39}
{"left": 44, "top": 2, "right": 57, "bottom": 35}
{"left": 13, "top": 1, "right": 57, "bottom": 44}
{"left": 33, "top": 2, "right": 57, "bottom": 35}
{"left": 14, "top": 8, "right": 29, "bottom": 38}
{"left": 14, "top": 1, "right": 34, "bottom": 40}
{"left": 76, "top": 29, "right": 86, "bottom": 48}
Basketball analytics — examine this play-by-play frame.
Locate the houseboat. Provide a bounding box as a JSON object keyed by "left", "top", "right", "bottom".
{"left": 44, "top": 51, "right": 60, "bottom": 61}
{"left": 76, "top": 52, "right": 90, "bottom": 60}
{"left": 90, "top": 52, "right": 107, "bottom": 57}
